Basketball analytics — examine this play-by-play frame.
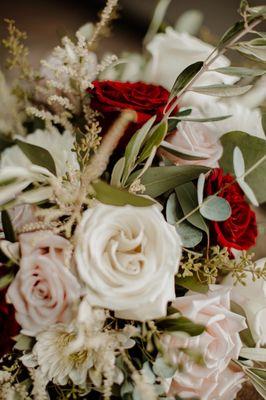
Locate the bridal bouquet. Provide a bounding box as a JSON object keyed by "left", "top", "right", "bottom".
{"left": 0, "top": 0, "right": 266, "bottom": 399}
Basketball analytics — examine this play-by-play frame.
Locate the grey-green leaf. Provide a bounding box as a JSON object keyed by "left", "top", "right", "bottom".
{"left": 160, "top": 140, "right": 209, "bottom": 160}
{"left": 170, "top": 61, "right": 203, "bottom": 100}
{"left": 175, "top": 182, "right": 208, "bottom": 233}
{"left": 200, "top": 195, "right": 231, "bottom": 221}
{"left": 138, "top": 121, "right": 167, "bottom": 164}
{"left": 176, "top": 221, "right": 203, "bottom": 248}
{"left": 122, "top": 115, "right": 156, "bottom": 184}
{"left": 92, "top": 180, "right": 154, "bottom": 207}
{"left": 176, "top": 275, "right": 208, "bottom": 294}
{"left": 1, "top": 210, "right": 16, "bottom": 242}
{"left": 214, "top": 66, "right": 265, "bottom": 77}
{"left": 156, "top": 316, "right": 205, "bottom": 336}
{"left": 16, "top": 139, "right": 57, "bottom": 175}
{"left": 191, "top": 83, "right": 252, "bottom": 97}
{"left": 130, "top": 165, "right": 209, "bottom": 198}
{"left": 220, "top": 131, "right": 266, "bottom": 203}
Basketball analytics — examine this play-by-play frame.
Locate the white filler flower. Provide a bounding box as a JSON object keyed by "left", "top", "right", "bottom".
{"left": 75, "top": 204, "right": 182, "bottom": 321}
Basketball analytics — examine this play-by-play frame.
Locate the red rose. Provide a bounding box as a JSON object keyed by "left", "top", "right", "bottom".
{"left": 0, "top": 288, "right": 20, "bottom": 357}
{"left": 205, "top": 168, "right": 257, "bottom": 251}
{"left": 88, "top": 80, "right": 171, "bottom": 124}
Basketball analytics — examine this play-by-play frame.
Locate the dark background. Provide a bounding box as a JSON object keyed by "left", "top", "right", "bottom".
{"left": 0, "top": 0, "right": 265, "bottom": 66}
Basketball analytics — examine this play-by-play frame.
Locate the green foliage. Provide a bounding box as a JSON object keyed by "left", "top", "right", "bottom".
{"left": 156, "top": 315, "right": 205, "bottom": 336}
{"left": 16, "top": 139, "right": 57, "bottom": 175}
{"left": 199, "top": 195, "right": 231, "bottom": 221}
{"left": 1, "top": 210, "right": 16, "bottom": 242}
{"left": 92, "top": 180, "right": 154, "bottom": 207}
{"left": 191, "top": 83, "right": 252, "bottom": 97}
{"left": 133, "top": 165, "right": 209, "bottom": 198}
{"left": 170, "top": 61, "right": 203, "bottom": 100}
{"left": 220, "top": 131, "right": 266, "bottom": 203}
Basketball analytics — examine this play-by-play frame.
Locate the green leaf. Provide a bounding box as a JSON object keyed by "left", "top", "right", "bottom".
{"left": 138, "top": 121, "right": 167, "bottom": 164}
{"left": 130, "top": 165, "right": 209, "bottom": 198}
{"left": 230, "top": 301, "right": 256, "bottom": 347}
{"left": 1, "top": 210, "right": 16, "bottom": 242}
{"left": 240, "top": 347, "right": 266, "bottom": 362}
{"left": 0, "top": 136, "right": 13, "bottom": 152}
{"left": 176, "top": 221, "right": 203, "bottom": 248}
{"left": 220, "top": 131, "right": 266, "bottom": 203}
{"left": 170, "top": 61, "right": 203, "bottom": 100}
{"left": 191, "top": 83, "right": 252, "bottom": 97}
{"left": 175, "top": 182, "right": 208, "bottom": 233}
{"left": 160, "top": 140, "right": 209, "bottom": 160}
{"left": 233, "top": 42, "right": 266, "bottom": 62}
{"left": 143, "top": 0, "right": 172, "bottom": 45}
{"left": 166, "top": 193, "right": 179, "bottom": 225}
{"left": 92, "top": 180, "right": 154, "bottom": 207}
{"left": 0, "top": 272, "right": 14, "bottom": 290}
{"left": 218, "top": 20, "right": 245, "bottom": 47}
{"left": 172, "top": 114, "right": 232, "bottom": 122}
{"left": 156, "top": 316, "right": 205, "bottom": 336}
{"left": 176, "top": 275, "right": 208, "bottom": 294}
{"left": 122, "top": 116, "right": 156, "bottom": 184}
{"left": 214, "top": 66, "right": 265, "bottom": 77}
{"left": 199, "top": 195, "right": 231, "bottom": 221}
{"left": 110, "top": 157, "right": 125, "bottom": 187}
{"left": 16, "top": 139, "right": 57, "bottom": 175}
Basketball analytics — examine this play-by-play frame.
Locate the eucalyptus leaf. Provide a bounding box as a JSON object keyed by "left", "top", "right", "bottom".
{"left": 199, "top": 195, "right": 231, "bottom": 221}
{"left": 110, "top": 157, "right": 125, "bottom": 187}
{"left": 170, "top": 61, "right": 203, "bottom": 100}
{"left": 175, "top": 182, "right": 208, "bottom": 233}
{"left": 233, "top": 146, "right": 259, "bottom": 207}
{"left": 92, "top": 180, "right": 154, "bottom": 207}
{"left": 191, "top": 84, "right": 252, "bottom": 97}
{"left": 176, "top": 275, "right": 208, "bottom": 294}
{"left": 138, "top": 121, "right": 167, "bottom": 164}
{"left": 16, "top": 139, "right": 57, "bottom": 175}
{"left": 1, "top": 210, "right": 16, "bottom": 242}
{"left": 214, "top": 66, "right": 265, "bottom": 77}
{"left": 156, "top": 316, "right": 205, "bottom": 336}
{"left": 197, "top": 173, "right": 205, "bottom": 205}
{"left": 176, "top": 221, "right": 203, "bottom": 248}
{"left": 130, "top": 165, "right": 209, "bottom": 198}
{"left": 220, "top": 131, "right": 266, "bottom": 203}
{"left": 122, "top": 115, "right": 156, "bottom": 184}
{"left": 166, "top": 193, "right": 179, "bottom": 225}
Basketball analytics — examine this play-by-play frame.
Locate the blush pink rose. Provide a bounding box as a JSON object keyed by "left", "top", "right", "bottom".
{"left": 165, "top": 285, "right": 246, "bottom": 400}
{"left": 7, "top": 231, "right": 80, "bottom": 336}
{"left": 163, "top": 117, "right": 223, "bottom": 168}
{"left": 169, "top": 365, "right": 245, "bottom": 400}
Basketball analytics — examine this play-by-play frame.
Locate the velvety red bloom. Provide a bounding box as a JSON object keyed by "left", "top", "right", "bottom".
{"left": 0, "top": 288, "right": 20, "bottom": 357}
{"left": 205, "top": 168, "right": 257, "bottom": 251}
{"left": 88, "top": 80, "right": 171, "bottom": 124}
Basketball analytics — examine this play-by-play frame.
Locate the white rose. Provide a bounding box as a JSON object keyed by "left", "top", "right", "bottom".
{"left": 75, "top": 204, "right": 182, "bottom": 321}
{"left": 145, "top": 28, "right": 236, "bottom": 107}
{"left": 223, "top": 258, "right": 266, "bottom": 346}
{"left": 7, "top": 231, "right": 80, "bottom": 336}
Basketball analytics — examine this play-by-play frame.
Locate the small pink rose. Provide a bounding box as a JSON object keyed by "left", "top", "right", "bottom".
{"left": 7, "top": 231, "right": 80, "bottom": 336}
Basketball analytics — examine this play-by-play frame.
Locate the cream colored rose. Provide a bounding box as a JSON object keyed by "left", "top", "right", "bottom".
{"left": 145, "top": 28, "right": 236, "bottom": 106}
{"left": 164, "top": 285, "right": 246, "bottom": 399}
{"left": 7, "top": 231, "right": 80, "bottom": 336}
{"left": 75, "top": 204, "right": 182, "bottom": 321}
{"left": 223, "top": 258, "right": 266, "bottom": 347}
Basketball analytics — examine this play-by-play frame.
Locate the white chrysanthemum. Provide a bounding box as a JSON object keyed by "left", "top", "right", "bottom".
{"left": 0, "top": 128, "right": 79, "bottom": 177}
